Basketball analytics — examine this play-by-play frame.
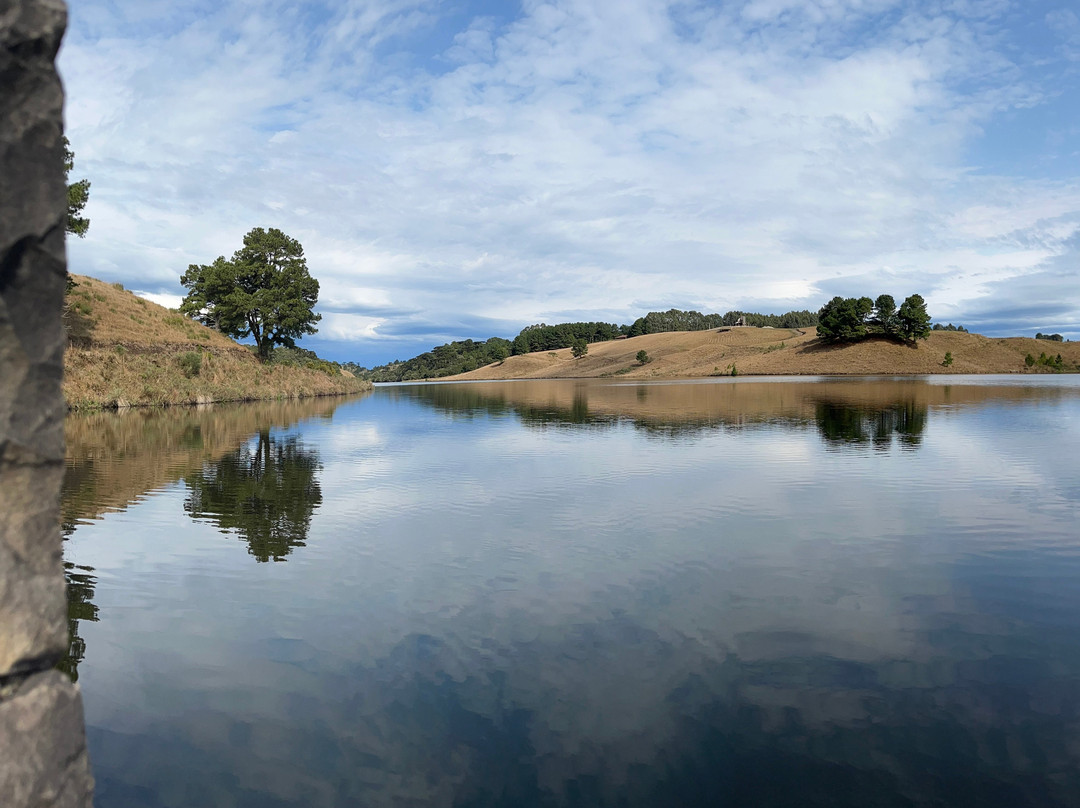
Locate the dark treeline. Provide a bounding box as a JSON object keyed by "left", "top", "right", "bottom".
{"left": 347, "top": 337, "right": 512, "bottom": 382}
{"left": 626, "top": 308, "right": 818, "bottom": 337}
{"left": 1036, "top": 332, "right": 1064, "bottom": 342}
{"left": 511, "top": 322, "right": 623, "bottom": 355}
{"left": 932, "top": 323, "right": 968, "bottom": 332}
{"left": 352, "top": 307, "right": 820, "bottom": 382}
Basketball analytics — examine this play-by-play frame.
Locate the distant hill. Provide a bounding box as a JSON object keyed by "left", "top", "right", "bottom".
{"left": 352, "top": 308, "right": 821, "bottom": 381}
{"left": 442, "top": 327, "right": 1080, "bottom": 380}
{"left": 64, "top": 274, "right": 369, "bottom": 409}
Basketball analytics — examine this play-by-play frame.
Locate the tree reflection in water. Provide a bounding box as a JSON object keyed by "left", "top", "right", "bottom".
{"left": 815, "top": 400, "right": 927, "bottom": 449}
{"left": 56, "top": 560, "right": 98, "bottom": 683}
{"left": 184, "top": 430, "right": 323, "bottom": 562}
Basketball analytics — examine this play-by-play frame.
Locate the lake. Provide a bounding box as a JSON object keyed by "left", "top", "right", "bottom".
{"left": 61, "top": 376, "right": 1080, "bottom": 807}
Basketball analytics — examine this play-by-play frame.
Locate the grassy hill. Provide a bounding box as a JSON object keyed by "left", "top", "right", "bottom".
{"left": 64, "top": 274, "right": 370, "bottom": 409}
{"left": 444, "top": 327, "right": 1080, "bottom": 381}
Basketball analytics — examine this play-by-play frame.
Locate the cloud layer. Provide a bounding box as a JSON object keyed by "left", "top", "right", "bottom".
{"left": 61, "top": 0, "right": 1080, "bottom": 363}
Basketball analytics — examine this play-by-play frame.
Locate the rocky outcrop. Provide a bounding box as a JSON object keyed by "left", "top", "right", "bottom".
{"left": 1, "top": 1, "right": 94, "bottom": 804}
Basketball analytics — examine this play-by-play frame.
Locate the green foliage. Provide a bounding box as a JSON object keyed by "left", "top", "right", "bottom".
{"left": 874, "top": 294, "right": 897, "bottom": 335}
{"left": 270, "top": 346, "right": 340, "bottom": 376}
{"left": 512, "top": 322, "right": 621, "bottom": 354}
{"left": 932, "top": 323, "right": 968, "bottom": 332}
{"left": 1028, "top": 351, "right": 1066, "bottom": 372}
{"left": 177, "top": 351, "right": 202, "bottom": 378}
{"left": 627, "top": 308, "right": 817, "bottom": 338}
{"left": 180, "top": 227, "right": 321, "bottom": 361}
{"left": 628, "top": 309, "right": 722, "bottom": 336}
{"left": 896, "top": 294, "right": 932, "bottom": 341}
{"left": 636, "top": 349, "right": 651, "bottom": 364}
{"left": 571, "top": 338, "right": 588, "bottom": 358}
{"left": 818, "top": 293, "right": 931, "bottom": 343}
{"left": 358, "top": 337, "right": 513, "bottom": 382}
{"left": 817, "top": 296, "right": 869, "bottom": 341}
{"left": 1036, "top": 332, "right": 1064, "bottom": 342}
{"left": 942, "top": 352, "right": 953, "bottom": 367}
{"left": 183, "top": 431, "right": 322, "bottom": 562}
{"left": 63, "top": 136, "right": 90, "bottom": 238}
{"left": 721, "top": 309, "right": 818, "bottom": 328}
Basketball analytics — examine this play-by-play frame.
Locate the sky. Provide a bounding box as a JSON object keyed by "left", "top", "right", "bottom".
{"left": 59, "top": 0, "right": 1080, "bottom": 366}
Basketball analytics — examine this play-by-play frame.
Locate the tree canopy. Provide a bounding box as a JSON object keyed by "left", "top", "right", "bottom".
{"left": 180, "top": 227, "right": 321, "bottom": 360}
{"left": 63, "top": 136, "right": 90, "bottom": 238}
{"left": 817, "top": 294, "right": 931, "bottom": 343}
{"left": 350, "top": 337, "right": 513, "bottom": 382}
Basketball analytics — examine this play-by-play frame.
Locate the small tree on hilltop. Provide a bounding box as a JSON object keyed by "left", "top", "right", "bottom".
{"left": 896, "top": 294, "right": 931, "bottom": 342}
{"left": 180, "top": 227, "right": 321, "bottom": 360}
{"left": 873, "top": 294, "right": 897, "bottom": 335}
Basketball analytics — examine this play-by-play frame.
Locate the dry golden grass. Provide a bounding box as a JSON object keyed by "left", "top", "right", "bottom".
{"left": 64, "top": 274, "right": 370, "bottom": 409}
{"left": 63, "top": 397, "right": 347, "bottom": 527}
{"left": 446, "top": 327, "right": 1080, "bottom": 381}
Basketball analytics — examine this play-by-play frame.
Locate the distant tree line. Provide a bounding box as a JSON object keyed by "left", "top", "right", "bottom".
{"left": 511, "top": 322, "right": 623, "bottom": 355}
{"left": 1036, "top": 332, "right": 1064, "bottom": 342}
{"left": 932, "top": 323, "right": 968, "bottom": 332}
{"left": 349, "top": 301, "right": 921, "bottom": 382}
{"left": 348, "top": 337, "right": 512, "bottom": 382}
{"left": 817, "top": 294, "right": 931, "bottom": 343}
{"left": 626, "top": 308, "right": 817, "bottom": 337}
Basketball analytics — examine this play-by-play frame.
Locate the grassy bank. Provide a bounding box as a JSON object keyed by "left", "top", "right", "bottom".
{"left": 64, "top": 275, "right": 370, "bottom": 409}
{"left": 444, "top": 326, "right": 1080, "bottom": 381}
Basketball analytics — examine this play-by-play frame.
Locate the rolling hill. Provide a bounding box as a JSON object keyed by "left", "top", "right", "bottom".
{"left": 63, "top": 274, "right": 370, "bottom": 409}
{"left": 443, "top": 327, "right": 1079, "bottom": 381}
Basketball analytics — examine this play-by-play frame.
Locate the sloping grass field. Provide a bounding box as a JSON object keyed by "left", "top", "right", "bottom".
{"left": 63, "top": 275, "right": 370, "bottom": 409}
{"left": 446, "top": 327, "right": 1080, "bottom": 381}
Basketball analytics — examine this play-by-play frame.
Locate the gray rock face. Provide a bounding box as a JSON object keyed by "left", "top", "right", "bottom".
{"left": 1, "top": 1, "right": 94, "bottom": 804}
{"left": 0, "top": 672, "right": 93, "bottom": 808}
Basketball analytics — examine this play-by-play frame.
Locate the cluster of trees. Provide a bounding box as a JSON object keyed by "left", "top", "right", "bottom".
{"left": 1036, "top": 333, "right": 1064, "bottom": 342}
{"left": 817, "top": 294, "right": 931, "bottom": 343}
{"left": 625, "top": 308, "right": 817, "bottom": 337}
{"left": 351, "top": 337, "right": 513, "bottom": 382}
{"left": 932, "top": 323, "right": 968, "bottom": 332}
{"left": 719, "top": 309, "right": 819, "bottom": 328}
{"left": 627, "top": 309, "right": 722, "bottom": 336}
{"left": 511, "top": 322, "right": 622, "bottom": 355}
{"left": 1026, "top": 352, "right": 1067, "bottom": 372}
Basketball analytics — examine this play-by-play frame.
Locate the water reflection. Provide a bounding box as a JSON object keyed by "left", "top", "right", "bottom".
{"left": 399, "top": 378, "right": 937, "bottom": 445}
{"left": 183, "top": 430, "right": 322, "bottom": 562}
{"left": 60, "top": 379, "right": 1080, "bottom": 806}
{"left": 815, "top": 399, "right": 927, "bottom": 449}
{"left": 55, "top": 562, "right": 98, "bottom": 683}
{"left": 59, "top": 396, "right": 351, "bottom": 680}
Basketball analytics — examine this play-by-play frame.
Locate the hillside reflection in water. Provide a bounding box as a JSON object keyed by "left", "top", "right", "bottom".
{"left": 61, "top": 378, "right": 1080, "bottom": 807}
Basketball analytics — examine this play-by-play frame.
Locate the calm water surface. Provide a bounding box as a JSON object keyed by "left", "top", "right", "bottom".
{"left": 61, "top": 377, "right": 1080, "bottom": 807}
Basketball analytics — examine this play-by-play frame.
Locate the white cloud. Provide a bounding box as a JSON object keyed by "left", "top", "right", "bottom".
{"left": 59, "top": 0, "right": 1080, "bottom": 363}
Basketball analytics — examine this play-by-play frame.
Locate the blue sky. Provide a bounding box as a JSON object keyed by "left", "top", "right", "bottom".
{"left": 60, "top": 0, "right": 1080, "bottom": 365}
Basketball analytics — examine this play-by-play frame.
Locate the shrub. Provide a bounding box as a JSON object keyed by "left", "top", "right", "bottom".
{"left": 636, "top": 350, "right": 650, "bottom": 364}
{"left": 178, "top": 351, "right": 202, "bottom": 378}
{"left": 942, "top": 352, "right": 953, "bottom": 367}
